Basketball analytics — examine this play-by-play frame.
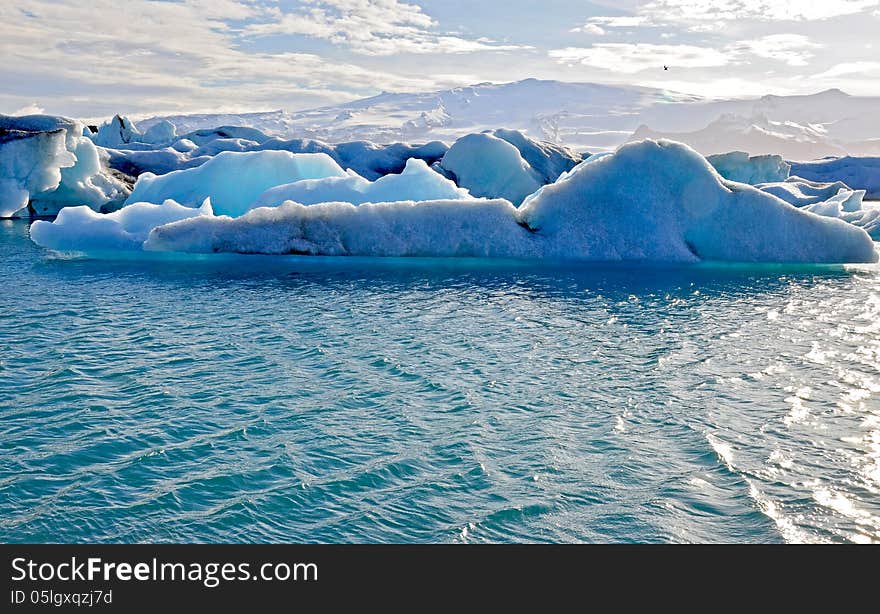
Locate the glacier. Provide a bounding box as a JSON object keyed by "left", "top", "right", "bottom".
{"left": 31, "top": 139, "right": 877, "bottom": 264}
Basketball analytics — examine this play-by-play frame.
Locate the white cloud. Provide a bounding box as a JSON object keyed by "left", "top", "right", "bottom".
{"left": 733, "top": 34, "right": 821, "bottom": 67}
{"left": 572, "top": 16, "right": 651, "bottom": 32}
{"left": 243, "top": 0, "right": 530, "bottom": 55}
{"left": 642, "top": 0, "right": 879, "bottom": 23}
{"left": 0, "top": 0, "right": 476, "bottom": 116}
{"left": 10, "top": 103, "right": 45, "bottom": 116}
{"left": 812, "top": 61, "right": 880, "bottom": 78}
{"left": 583, "top": 0, "right": 880, "bottom": 34}
{"left": 572, "top": 24, "right": 607, "bottom": 35}
{"left": 549, "top": 43, "right": 730, "bottom": 73}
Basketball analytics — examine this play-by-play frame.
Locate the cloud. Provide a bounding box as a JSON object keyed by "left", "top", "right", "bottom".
{"left": 643, "top": 0, "right": 879, "bottom": 23}
{"left": 0, "top": 0, "right": 479, "bottom": 117}
{"left": 583, "top": 0, "right": 880, "bottom": 33}
{"left": 572, "top": 24, "right": 607, "bottom": 35}
{"left": 572, "top": 15, "right": 653, "bottom": 32}
{"left": 812, "top": 61, "right": 880, "bottom": 78}
{"left": 551, "top": 33, "right": 822, "bottom": 73}
{"left": 10, "top": 103, "right": 46, "bottom": 116}
{"left": 549, "top": 43, "right": 730, "bottom": 73}
{"left": 732, "top": 34, "right": 821, "bottom": 67}
{"left": 242, "top": 0, "right": 530, "bottom": 56}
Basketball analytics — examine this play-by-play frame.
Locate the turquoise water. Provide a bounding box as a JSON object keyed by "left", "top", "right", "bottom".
{"left": 2, "top": 219, "right": 879, "bottom": 543}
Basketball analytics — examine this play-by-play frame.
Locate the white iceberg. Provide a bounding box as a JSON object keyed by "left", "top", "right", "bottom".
{"left": 439, "top": 133, "right": 543, "bottom": 205}
{"left": 141, "top": 120, "right": 177, "bottom": 145}
{"left": 254, "top": 158, "right": 470, "bottom": 208}
{"left": 488, "top": 129, "right": 582, "bottom": 184}
{"left": 30, "top": 199, "right": 214, "bottom": 251}
{"left": 0, "top": 128, "right": 74, "bottom": 217}
{"left": 517, "top": 139, "right": 875, "bottom": 263}
{"left": 31, "top": 140, "right": 877, "bottom": 264}
{"left": 756, "top": 176, "right": 860, "bottom": 208}
{"left": 756, "top": 176, "right": 879, "bottom": 237}
{"left": 788, "top": 156, "right": 880, "bottom": 199}
{"left": 143, "top": 199, "right": 533, "bottom": 257}
{"left": 91, "top": 115, "right": 143, "bottom": 148}
{"left": 125, "top": 150, "right": 349, "bottom": 217}
{"left": 1, "top": 114, "right": 129, "bottom": 217}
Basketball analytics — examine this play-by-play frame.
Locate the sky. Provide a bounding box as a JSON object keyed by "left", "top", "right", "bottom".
{"left": 2, "top": 0, "right": 880, "bottom": 120}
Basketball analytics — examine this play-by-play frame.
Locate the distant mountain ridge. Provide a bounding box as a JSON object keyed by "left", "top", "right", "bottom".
{"left": 135, "top": 79, "right": 880, "bottom": 158}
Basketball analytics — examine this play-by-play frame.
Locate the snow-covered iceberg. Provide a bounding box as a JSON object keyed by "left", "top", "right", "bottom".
{"left": 30, "top": 199, "right": 214, "bottom": 251}
{"left": 0, "top": 127, "right": 74, "bottom": 217}
{"left": 516, "top": 140, "right": 875, "bottom": 263}
{"left": 439, "top": 132, "right": 543, "bottom": 205}
{"left": 255, "top": 158, "right": 469, "bottom": 207}
{"left": 754, "top": 176, "right": 880, "bottom": 238}
{"left": 707, "top": 151, "right": 790, "bottom": 185}
{"left": 487, "top": 129, "right": 582, "bottom": 184}
{"left": 125, "top": 150, "right": 348, "bottom": 217}
{"left": 0, "top": 114, "right": 129, "bottom": 217}
{"left": 91, "top": 115, "right": 143, "bottom": 148}
{"left": 143, "top": 199, "right": 533, "bottom": 257}
{"left": 35, "top": 139, "right": 874, "bottom": 264}
{"left": 756, "top": 176, "right": 861, "bottom": 208}
{"left": 788, "top": 157, "right": 880, "bottom": 200}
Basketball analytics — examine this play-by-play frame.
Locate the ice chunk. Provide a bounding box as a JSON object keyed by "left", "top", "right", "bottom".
{"left": 30, "top": 199, "right": 214, "bottom": 251}
{"left": 144, "top": 199, "right": 535, "bottom": 257}
{"left": 30, "top": 199, "right": 213, "bottom": 252}
{"left": 788, "top": 157, "right": 880, "bottom": 199}
{"left": 0, "top": 128, "right": 74, "bottom": 217}
{"left": 125, "top": 150, "right": 348, "bottom": 217}
{"left": 488, "top": 129, "right": 582, "bottom": 183}
{"left": 141, "top": 120, "right": 177, "bottom": 145}
{"left": 707, "top": 151, "right": 790, "bottom": 184}
{"left": 518, "top": 140, "right": 876, "bottom": 263}
{"left": 92, "top": 115, "right": 143, "bottom": 148}
{"left": 756, "top": 176, "right": 859, "bottom": 208}
{"left": 254, "top": 158, "right": 470, "bottom": 208}
{"left": 439, "top": 133, "right": 543, "bottom": 205}
{"left": 0, "top": 114, "right": 129, "bottom": 217}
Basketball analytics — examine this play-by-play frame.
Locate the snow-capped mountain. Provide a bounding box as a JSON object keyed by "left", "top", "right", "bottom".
{"left": 137, "top": 79, "right": 701, "bottom": 152}
{"left": 135, "top": 79, "right": 880, "bottom": 157}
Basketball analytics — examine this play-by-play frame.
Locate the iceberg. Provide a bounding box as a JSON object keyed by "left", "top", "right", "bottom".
{"left": 788, "top": 157, "right": 880, "bottom": 199}
{"left": 91, "top": 115, "right": 143, "bottom": 148}
{"left": 707, "top": 151, "right": 790, "bottom": 185}
{"left": 30, "top": 199, "right": 214, "bottom": 252}
{"left": 141, "top": 120, "right": 177, "bottom": 145}
{"left": 0, "top": 114, "right": 129, "bottom": 217}
{"left": 488, "top": 129, "right": 583, "bottom": 184}
{"left": 439, "top": 133, "right": 543, "bottom": 205}
{"left": 125, "top": 150, "right": 349, "bottom": 217}
{"left": 755, "top": 177, "right": 879, "bottom": 239}
{"left": 143, "top": 199, "right": 534, "bottom": 257}
{"left": 35, "top": 139, "right": 875, "bottom": 264}
{"left": 254, "top": 158, "right": 470, "bottom": 208}
{"left": 756, "top": 176, "right": 861, "bottom": 208}
{"left": 516, "top": 139, "right": 875, "bottom": 263}
{"left": 0, "top": 127, "right": 74, "bottom": 217}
